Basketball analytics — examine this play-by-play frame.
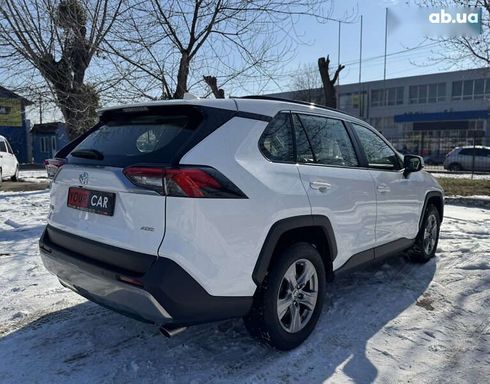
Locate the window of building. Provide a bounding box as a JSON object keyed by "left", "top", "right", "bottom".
{"left": 437, "top": 83, "right": 446, "bottom": 101}
{"left": 40, "top": 137, "right": 50, "bottom": 153}
{"left": 452, "top": 79, "right": 489, "bottom": 101}
{"left": 418, "top": 85, "right": 428, "bottom": 103}
{"left": 428, "top": 84, "right": 437, "bottom": 103}
{"left": 51, "top": 136, "right": 57, "bottom": 153}
{"left": 258, "top": 113, "right": 294, "bottom": 163}
{"left": 409, "top": 86, "right": 417, "bottom": 104}
{"left": 452, "top": 81, "right": 462, "bottom": 100}
{"left": 463, "top": 80, "right": 473, "bottom": 100}
{"left": 474, "top": 79, "right": 485, "bottom": 99}
{"left": 371, "top": 89, "right": 383, "bottom": 107}
{"left": 371, "top": 87, "right": 403, "bottom": 107}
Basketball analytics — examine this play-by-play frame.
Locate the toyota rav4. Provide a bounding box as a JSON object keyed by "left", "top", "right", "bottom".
{"left": 40, "top": 97, "right": 443, "bottom": 350}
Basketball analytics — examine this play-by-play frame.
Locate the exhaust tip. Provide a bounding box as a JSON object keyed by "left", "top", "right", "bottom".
{"left": 159, "top": 325, "right": 187, "bottom": 338}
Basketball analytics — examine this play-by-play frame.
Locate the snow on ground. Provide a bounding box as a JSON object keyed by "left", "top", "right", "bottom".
{"left": 18, "top": 169, "right": 48, "bottom": 183}
{"left": 430, "top": 172, "right": 490, "bottom": 180}
{"left": 0, "top": 191, "right": 489, "bottom": 383}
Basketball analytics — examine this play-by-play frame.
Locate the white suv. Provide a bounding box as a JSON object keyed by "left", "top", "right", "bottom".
{"left": 0, "top": 135, "right": 20, "bottom": 186}
{"left": 40, "top": 97, "right": 444, "bottom": 350}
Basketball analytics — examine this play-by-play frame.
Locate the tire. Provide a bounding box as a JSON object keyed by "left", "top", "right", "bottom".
{"left": 11, "top": 166, "right": 19, "bottom": 181}
{"left": 448, "top": 163, "right": 462, "bottom": 172}
{"left": 407, "top": 204, "right": 440, "bottom": 263}
{"left": 244, "top": 242, "right": 326, "bottom": 350}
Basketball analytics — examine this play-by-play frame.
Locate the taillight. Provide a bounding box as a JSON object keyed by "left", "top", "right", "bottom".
{"left": 123, "top": 166, "right": 247, "bottom": 198}
{"left": 45, "top": 158, "right": 65, "bottom": 179}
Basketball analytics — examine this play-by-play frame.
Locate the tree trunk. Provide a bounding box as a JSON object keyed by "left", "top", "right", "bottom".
{"left": 203, "top": 75, "right": 225, "bottom": 98}
{"left": 55, "top": 85, "right": 99, "bottom": 140}
{"left": 174, "top": 52, "right": 190, "bottom": 99}
{"left": 318, "top": 56, "right": 344, "bottom": 108}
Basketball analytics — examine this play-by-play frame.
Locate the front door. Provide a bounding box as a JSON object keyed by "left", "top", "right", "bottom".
{"left": 351, "top": 123, "right": 422, "bottom": 249}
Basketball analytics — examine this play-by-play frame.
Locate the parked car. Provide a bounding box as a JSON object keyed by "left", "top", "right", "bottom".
{"left": 423, "top": 154, "right": 445, "bottom": 166}
{"left": 0, "top": 135, "right": 19, "bottom": 186}
{"left": 40, "top": 97, "right": 444, "bottom": 350}
{"left": 443, "top": 146, "right": 490, "bottom": 172}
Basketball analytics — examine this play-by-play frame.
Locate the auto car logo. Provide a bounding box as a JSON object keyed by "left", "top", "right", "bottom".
{"left": 79, "top": 172, "right": 89, "bottom": 185}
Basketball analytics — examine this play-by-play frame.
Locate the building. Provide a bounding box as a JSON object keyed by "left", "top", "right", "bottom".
{"left": 268, "top": 67, "right": 490, "bottom": 158}
{"left": 0, "top": 86, "right": 32, "bottom": 163}
{"left": 30, "top": 122, "right": 69, "bottom": 164}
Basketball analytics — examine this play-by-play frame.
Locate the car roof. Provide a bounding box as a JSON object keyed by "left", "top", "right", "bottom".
{"left": 0, "top": 135, "right": 6, "bottom": 141}
{"left": 456, "top": 145, "right": 490, "bottom": 150}
{"left": 97, "top": 97, "right": 368, "bottom": 126}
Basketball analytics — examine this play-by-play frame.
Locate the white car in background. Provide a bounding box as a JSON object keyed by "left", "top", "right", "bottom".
{"left": 0, "top": 135, "right": 19, "bottom": 186}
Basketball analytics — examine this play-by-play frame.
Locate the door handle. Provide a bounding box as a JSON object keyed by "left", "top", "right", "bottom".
{"left": 377, "top": 184, "right": 391, "bottom": 193}
{"left": 310, "top": 180, "right": 331, "bottom": 192}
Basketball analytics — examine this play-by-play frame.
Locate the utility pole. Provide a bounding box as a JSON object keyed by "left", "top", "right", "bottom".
{"left": 358, "top": 15, "right": 363, "bottom": 118}
{"left": 383, "top": 8, "right": 388, "bottom": 106}
{"left": 337, "top": 20, "right": 341, "bottom": 107}
{"left": 39, "top": 94, "right": 43, "bottom": 125}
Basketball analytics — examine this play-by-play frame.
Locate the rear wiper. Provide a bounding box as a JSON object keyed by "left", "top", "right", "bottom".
{"left": 71, "top": 149, "right": 104, "bottom": 160}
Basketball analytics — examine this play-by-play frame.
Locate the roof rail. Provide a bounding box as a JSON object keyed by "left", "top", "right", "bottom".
{"left": 238, "top": 95, "right": 342, "bottom": 113}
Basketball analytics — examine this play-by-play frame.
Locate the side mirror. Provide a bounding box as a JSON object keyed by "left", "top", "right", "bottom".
{"left": 403, "top": 154, "right": 424, "bottom": 177}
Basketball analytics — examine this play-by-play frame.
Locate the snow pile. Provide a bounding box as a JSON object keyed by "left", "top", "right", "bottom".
{"left": 0, "top": 191, "right": 489, "bottom": 383}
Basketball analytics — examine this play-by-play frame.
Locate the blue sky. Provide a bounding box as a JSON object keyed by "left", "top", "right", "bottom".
{"left": 277, "top": 0, "right": 477, "bottom": 90}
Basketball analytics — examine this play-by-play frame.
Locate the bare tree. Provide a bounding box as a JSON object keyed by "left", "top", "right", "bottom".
{"left": 318, "top": 55, "right": 344, "bottom": 108}
{"left": 0, "top": 0, "right": 123, "bottom": 138}
{"left": 418, "top": 0, "right": 490, "bottom": 66}
{"left": 107, "top": 0, "right": 337, "bottom": 101}
{"left": 290, "top": 63, "right": 323, "bottom": 103}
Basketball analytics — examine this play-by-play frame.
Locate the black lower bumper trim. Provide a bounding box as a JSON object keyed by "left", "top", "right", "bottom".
{"left": 39, "top": 226, "right": 252, "bottom": 326}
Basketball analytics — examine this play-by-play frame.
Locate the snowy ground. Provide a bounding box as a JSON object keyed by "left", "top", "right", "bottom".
{"left": 0, "top": 191, "right": 489, "bottom": 383}
{"left": 18, "top": 169, "right": 49, "bottom": 183}
{"left": 430, "top": 172, "right": 490, "bottom": 180}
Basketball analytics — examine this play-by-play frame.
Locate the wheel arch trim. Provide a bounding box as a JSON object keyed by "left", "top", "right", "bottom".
{"left": 420, "top": 190, "right": 444, "bottom": 228}
{"left": 252, "top": 215, "right": 337, "bottom": 286}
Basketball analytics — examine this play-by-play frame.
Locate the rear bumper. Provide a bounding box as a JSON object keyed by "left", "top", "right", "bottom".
{"left": 40, "top": 225, "right": 252, "bottom": 326}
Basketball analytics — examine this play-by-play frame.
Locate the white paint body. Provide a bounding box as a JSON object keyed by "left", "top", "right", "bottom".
{"left": 0, "top": 135, "right": 19, "bottom": 179}
{"left": 48, "top": 99, "right": 443, "bottom": 297}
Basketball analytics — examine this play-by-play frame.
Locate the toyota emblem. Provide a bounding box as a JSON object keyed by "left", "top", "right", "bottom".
{"left": 79, "top": 172, "right": 89, "bottom": 185}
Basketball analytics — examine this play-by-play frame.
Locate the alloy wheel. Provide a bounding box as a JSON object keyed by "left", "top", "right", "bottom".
{"left": 423, "top": 214, "right": 438, "bottom": 255}
{"left": 276, "top": 259, "right": 318, "bottom": 333}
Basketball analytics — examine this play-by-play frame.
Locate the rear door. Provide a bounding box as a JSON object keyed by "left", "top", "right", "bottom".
{"left": 48, "top": 106, "right": 204, "bottom": 256}
{"left": 292, "top": 112, "right": 377, "bottom": 270}
{"left": 350, "top": 123, "right": 422, "bottom": 248}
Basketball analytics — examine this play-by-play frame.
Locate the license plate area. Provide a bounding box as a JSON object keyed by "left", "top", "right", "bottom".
{"left": 67, "top": 187, "right": 116, "bottom": 216}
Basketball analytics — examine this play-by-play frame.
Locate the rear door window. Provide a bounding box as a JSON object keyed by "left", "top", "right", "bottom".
{"left": 293, "top": 114, "right": 358, "bottom": 167}
{"left": 68, "top": 107, "right": 202, "bottom": 167}
{"left": 0, "top": 141, "right": 7, "bottom": 153}
{"left": 459, "top": 148, "right": 475, "bottom": 156}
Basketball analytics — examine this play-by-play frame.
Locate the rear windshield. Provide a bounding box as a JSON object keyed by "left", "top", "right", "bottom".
{"left": 67, "top": 108, "right": 202, "bottom": 167}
